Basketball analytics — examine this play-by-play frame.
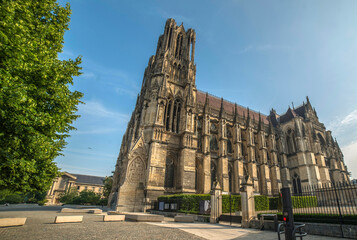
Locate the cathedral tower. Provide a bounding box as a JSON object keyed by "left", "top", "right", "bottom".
{"left": 109, "top": 19, "right": 350, "bottom": 212}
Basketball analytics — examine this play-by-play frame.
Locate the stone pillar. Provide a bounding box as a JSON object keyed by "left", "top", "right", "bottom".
{"left": 210, "top": 182, "right": 222, "bottom": 223}
{"left": 246, "top": 127, "right": 259, "bottom": 192}
{"left": 179, "top": 146, "right": 196, "bottom": 193}
{"left": 257, "top": 131, "right": 271, "bottom": 195}
{"left": 315, "top": 153, "right": 331, "bottom": 184}
{"left": 202, "top": 114, "right": 211, "bottom": 193}
{"left": 233, "top": 123, "right": 242, "bottom": 193}
{"left": 241, "top": 176, "right": 255, "bottom": 228}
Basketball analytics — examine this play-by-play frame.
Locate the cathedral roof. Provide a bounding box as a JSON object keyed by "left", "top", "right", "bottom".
{"left": 196, "top": 90, "right": 269, "bottom": 124}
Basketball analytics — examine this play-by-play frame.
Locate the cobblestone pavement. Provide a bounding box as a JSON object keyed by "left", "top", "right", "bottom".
{"left": 0, "top": 206, "right": 346, "bottom": 240}
{"left": 0, "top": 206, "right": 202, "bottom": 240}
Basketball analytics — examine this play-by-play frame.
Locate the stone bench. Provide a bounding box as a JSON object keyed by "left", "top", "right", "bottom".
{"left": 61, "top": 208, "right": 102, "bottom": 214}
{"left": 54, "top": 216, "right": 83, "bottom": 224}
{"left": 0, "top": 218, "right": 27, "bottom": 227}
{"left": 103, "top": 215, "right": 125, "bottom": 222}
{"left": 174, "top": 215, "right": 194, "bottom": 223}
{"left": 107, "top": 211, "right": 124, "bottom": 215}
{"left": 125, "top": 213, "right": 163, "bottom": 222}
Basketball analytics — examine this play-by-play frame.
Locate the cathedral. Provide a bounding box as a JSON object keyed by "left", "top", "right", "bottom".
{"left": 109, "top": 19, "right": 350, "bottom": 212}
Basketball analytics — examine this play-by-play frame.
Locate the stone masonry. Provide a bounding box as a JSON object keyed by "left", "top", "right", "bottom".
{"left": 108, "top": 19, "right": 350, "bottom": 212}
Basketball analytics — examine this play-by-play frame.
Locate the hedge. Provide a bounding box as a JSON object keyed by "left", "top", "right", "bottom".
{"left": 157, "top": 194, "right": 270, "bottom": 214}
{"left": 254, "top": 195, "right": 269, "bottom": 211}
{"left": 291, "top": 196, "right": 317, "bottom": 208}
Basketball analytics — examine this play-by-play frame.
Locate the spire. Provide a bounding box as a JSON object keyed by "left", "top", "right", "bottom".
{"left": 258, "top": 112, "right": 263, "bottom": 131}
{"left": 219, "top": 98, "right": 225, "bottom": 118}
{"left": 246, "top": 107, "right": 251, "bottom": 126}
{"left": 233, "top": 103, "right": 238, "bottom": 124}
{"left": 268, "top": 119, "right": 275, "bottom": 135}
{"left": 204, "top": 92, "right": 210, "bottom": 114}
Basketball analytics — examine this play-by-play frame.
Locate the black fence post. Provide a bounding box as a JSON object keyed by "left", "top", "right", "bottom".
{"left": 333, "top": 183, "right": 344, "bottom": 238}
{"left": 281, "top": 187, "right": 294, "bottom": 240}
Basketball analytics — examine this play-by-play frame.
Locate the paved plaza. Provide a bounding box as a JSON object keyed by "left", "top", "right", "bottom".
{"left": 0, "top": 205, "right": 345, "bottom": 240}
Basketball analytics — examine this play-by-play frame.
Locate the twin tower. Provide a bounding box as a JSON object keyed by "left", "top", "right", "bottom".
{"left": 108, "top": 19, "right": 350, "bottom": 212}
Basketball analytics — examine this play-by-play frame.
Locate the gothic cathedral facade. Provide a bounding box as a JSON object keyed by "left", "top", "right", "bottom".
{"left": 109, "top": 19, "right": 350, "bottom": 212}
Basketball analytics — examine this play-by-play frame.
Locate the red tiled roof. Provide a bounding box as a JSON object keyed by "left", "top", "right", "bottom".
{"left": 196, "top": 90, "right": 269, "bottom": 124}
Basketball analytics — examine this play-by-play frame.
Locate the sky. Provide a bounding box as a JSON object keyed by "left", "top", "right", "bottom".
{"left": 56, "top": 0, "right": 357, "bottom": 179}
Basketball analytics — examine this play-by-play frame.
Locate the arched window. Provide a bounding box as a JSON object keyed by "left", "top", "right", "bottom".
{"left": 286, "top": 129, "right": 296, "bottom": 154}
{"left": 165, "top": 98, "right": 181, "bottom": 133}
{"left": 211, "top": 161, "right": 217, "bottom": 189}
{"left": 165, "top": 99, "right": 172, "bottom": 131}
{"left": 175, "top": 34, "right": 183, "bottom": 58}
{"left": 164, "top": 157, "right": 175, "bottom": 188}
{"left": 210, "top": 135, "right": 218, "bottom": 151}
{"left": 227, "top": 139, "right": 232, "bottom": 154}
{"left": 292, "top": 173, "right": 302, "bottom": 195}
{"left": 197, "top": 119, "right": 202, "bottom": 152}
{"left": 167, "top": 27, "right": 173, "bottom": 48}
{"left": 228, "top": 164, "right": 233, "bottom": 192}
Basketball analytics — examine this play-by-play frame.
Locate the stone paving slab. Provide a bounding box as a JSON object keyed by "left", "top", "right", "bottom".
{"left": 148, "top": 221, "right": 345, "bottom": 240}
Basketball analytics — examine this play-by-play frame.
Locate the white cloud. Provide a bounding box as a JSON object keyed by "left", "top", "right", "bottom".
{"left": 79, "top": 100, "right": 129, "bottom": 120}
{"left": 341, "top": 141, "right": 357, "bottom": 179}
{"left": 340, "top": 109, "right": 357, "bottom": 125}
{"left": 81, "top": 72, "right": 97, "bottom": 79}
{"left": 73, "top": 128, "right": 121, "bottom": 135}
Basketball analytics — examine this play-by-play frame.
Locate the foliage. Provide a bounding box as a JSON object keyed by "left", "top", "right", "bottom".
{"left": 0, "top": 0, "right": 83, "bottom": 193}
{"left": 222, "top": 195, "right": 241, "bottom": 213}
{"left": 102, "top": 176, "right": 113, "bottom": 198}
{"left": 157, "top": 194, "right": 270, "bottom": 214}
{"left": 59, "top": 188, "right": 78, "bottom": 204}
{"left": 0, "top": 189, "right": 47, "bottom": 204}
{"left": 158, "top": 194, "right": 210, "bottom": 214}
{"left": 59, "top": 188, "right": 102, "bottom": 205}
{"left": 291, "top": 196, "right": 317, "bottom": 208}
{"left": 254, "top": 195, "right": 269, "bottom": 211}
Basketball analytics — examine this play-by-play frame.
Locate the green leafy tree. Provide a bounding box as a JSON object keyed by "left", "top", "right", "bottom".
{"left": 0, "top": 1, "right": 82, "bottom": 193}
{"left": 103, "top": 176, "right": 113, "bottom": 198}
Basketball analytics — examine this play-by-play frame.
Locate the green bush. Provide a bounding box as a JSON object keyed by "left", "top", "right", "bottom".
{"left": 38, "top": 199, "right": 48, "bottom": 206}
{"left": 59, "top": 188, "right": 103, "bottom": 205}
{"left": 222, "top": 195, "right": 241, "bottom": 213}
{"left": 269, "top": 197, "right": 280, "bottom": 210}
{"left": 5, "top": 194, "right": 23, "bottom": 204}
{"left": 254, "top": 195, "right": 269, "bottom": 211}
{"left": 291, "top": 196, "right": 317, "bottom": 208}
{"left": 158, "top": 194, "right": 210, "bottom": 214}
{"left": 157, "top": 194, "right": 271, "bottom": 213}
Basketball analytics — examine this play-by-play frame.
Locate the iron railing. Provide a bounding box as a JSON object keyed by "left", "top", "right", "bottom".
{"left": 289, "top": 182, "right": 357, "bottom": 225}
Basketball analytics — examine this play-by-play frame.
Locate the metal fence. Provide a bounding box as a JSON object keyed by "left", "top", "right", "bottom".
{"left": 290, "top": 182, "right": 357, "bottom": 225}
{"left": 150, "top": 198, "right": 211, "bottom": 215}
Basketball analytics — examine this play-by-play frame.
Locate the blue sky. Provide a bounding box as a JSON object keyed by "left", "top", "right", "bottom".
{"left": 56, "top": 0, "right": 357, "bottom": 179}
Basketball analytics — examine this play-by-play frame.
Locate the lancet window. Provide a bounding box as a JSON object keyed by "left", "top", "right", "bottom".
{"left": 211, "top": 161, "right": 217, "bottom": 189}
{"left": 164, "top": 98, "right": 181, "bottom": 133}
{"left": 210, "top": 123, "right": 218, "bottom": 152}
{"left": 292, "top": 173, "right": 302, "bottom": 195}
{"left": 286, "top": 129, "right": 297, "bottom": 154}
{"left": 164, "top": 157, "right": 175, "bottom": 188}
